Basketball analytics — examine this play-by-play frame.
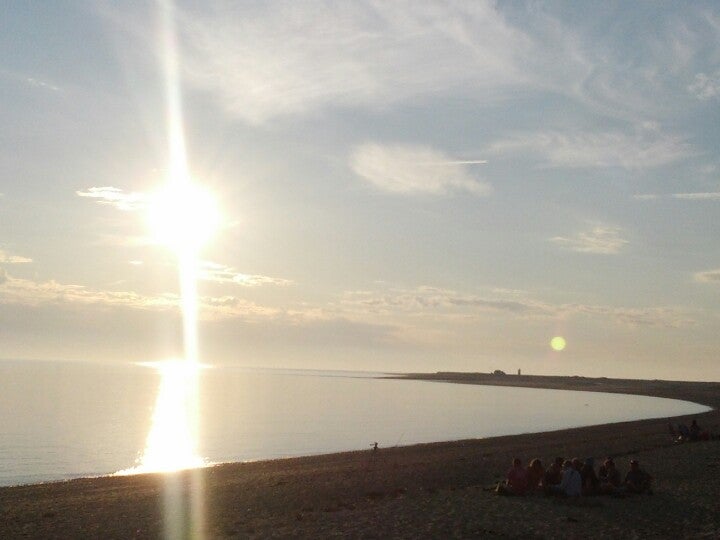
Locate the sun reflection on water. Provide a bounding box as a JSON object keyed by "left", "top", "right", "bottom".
{"left": 135, "top": 360, "right": 208, "bottom": 474}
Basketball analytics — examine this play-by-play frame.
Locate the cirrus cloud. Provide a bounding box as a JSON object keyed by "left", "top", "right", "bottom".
{"left": 488, "top": 129, "right": 692, "bottom": 170}
{"left": 549, "top": 226, "right": 629, "bottom": 255}
{"left": 177, "top": 0, "right": 530, "bottom": 124}
{"left": 634, "top": 190, "right": 720, "bottom": 201}
{"left": 350, "top": 143, "right": 491, "bottom": 195}
{"left": 694, "top": 269, "right": 720, "bottom": 283}
{"left": 672, "top": 192, "right": 720, "bottom": 200}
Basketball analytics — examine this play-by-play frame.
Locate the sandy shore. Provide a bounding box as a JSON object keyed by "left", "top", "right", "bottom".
{"left": 1, "top": 373, "right": 719, "bottom": 539}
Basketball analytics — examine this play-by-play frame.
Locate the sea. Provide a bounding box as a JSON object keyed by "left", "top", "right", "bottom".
{"left": 0, "top": 359, "right": 710, "bottom": 487}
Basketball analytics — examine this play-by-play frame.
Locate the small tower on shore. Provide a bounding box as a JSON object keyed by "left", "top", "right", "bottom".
{"left": 518, "top": 368, "right": 521, "bottom": 376}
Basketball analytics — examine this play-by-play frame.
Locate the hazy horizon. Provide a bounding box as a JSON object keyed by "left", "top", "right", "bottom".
{"left": 2, "top": 1, "right": 720, "bottom": 380}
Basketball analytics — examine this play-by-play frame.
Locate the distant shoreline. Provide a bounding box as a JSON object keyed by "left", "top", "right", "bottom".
{"left": 389, "top": 371, "right": 720, "bottom": 409}
{"left": 2, "top": 372, "right": 719, "bottom": 538}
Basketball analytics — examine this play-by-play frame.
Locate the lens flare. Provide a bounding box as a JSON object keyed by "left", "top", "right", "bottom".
{"left": 550, "top": 336, "right": 567, "bottom": 351}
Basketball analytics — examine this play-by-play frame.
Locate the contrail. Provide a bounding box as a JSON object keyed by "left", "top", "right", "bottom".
{"left": 419, "top": 159, "right": 488, "bottom": 165}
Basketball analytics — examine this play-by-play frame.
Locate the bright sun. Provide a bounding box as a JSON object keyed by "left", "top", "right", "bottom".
{"left": 146, "top": 181, "right": 219, "bottom": 253}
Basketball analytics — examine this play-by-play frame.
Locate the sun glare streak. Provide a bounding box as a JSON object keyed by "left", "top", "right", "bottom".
{"left": 160, "top": 0, "right": 187, "bottom": 188}
{"left": 127, "top": 1, "right": 217, "bottom": 538}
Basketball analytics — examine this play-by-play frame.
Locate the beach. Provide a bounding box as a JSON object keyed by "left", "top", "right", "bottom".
{"left": 1, "top": 374, "right": 719, "bottom": 539}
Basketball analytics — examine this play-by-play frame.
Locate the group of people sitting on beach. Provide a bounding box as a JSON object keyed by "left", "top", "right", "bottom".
{"left": 670, "top": 419, "right": 710, "bottom": 443}
{"left": 496, "top": 456, "right": 652, "bottom": 498}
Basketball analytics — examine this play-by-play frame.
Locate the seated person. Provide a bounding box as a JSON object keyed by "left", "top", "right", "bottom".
{"left": 624, "top": 459, "right": 653, "bottom": 494}
{"left": 689, "top": 419, "right": 701, "bottom": 441}
{"left": 548, "top": 460, "right": 582, "bottom": 497}
{"left": 496, "top": 457, "right": 528, "bottom": 496}
{"left": 526, "top": 458, "right": 544, "bottom": 493}
{"left": 543, "top": 457, "right": 564, "bottom": 487}
{"left": 678, "top": 423, "right": 691, "bottom": 441}
{"left": 580, "top": 457, "right": 600, "bottom": 495}
{"left": 598, "top": 458, "right": 622, "bottom": 493}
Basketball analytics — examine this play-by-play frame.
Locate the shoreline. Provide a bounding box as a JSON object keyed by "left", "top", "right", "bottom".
{"left": 2, "top": 373, "right": 720, "bottom": 538}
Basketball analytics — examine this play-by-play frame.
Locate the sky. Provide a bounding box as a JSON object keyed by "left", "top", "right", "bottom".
{"left": 1, "top": 1, "right": 719, "bottom": 380}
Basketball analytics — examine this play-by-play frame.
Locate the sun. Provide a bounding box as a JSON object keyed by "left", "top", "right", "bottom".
{"left": 146, "top": 181, "right": 220, "bottom": 253}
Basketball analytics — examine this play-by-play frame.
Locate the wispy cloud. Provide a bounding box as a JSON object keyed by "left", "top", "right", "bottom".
{"left": 341, "top": 286, "right": 692, "bottom": 328}
{"left": 634, "top": 191, "right": 720, "bottom": 201}
{"left": 0, "top": 274, "right": 177, "bottom": 311}
{"left": 489, "top": 128, "right": 692, "bottom": 170}
{"left": 199, "top": 262, "right": 292, "bottom": 287}
{"left": 174, "top": 1, "right": 531, "bottom": 123}
{"left": 0, "top": 249, "right": 32, "bottom": 264}
{"left": 0, "top": 68, "right": 62, "bottom": 92}
{"left": 567, "top": 304, "right": 693, "bottom": 328}
{"left": 694, "top": 269, "right": 720, "bottom": 283}
{"left": 351, "top": 143, "right": 491, "bottom": 195}
{"left": 76, "top": 187, "right": 148, "bottom": 211}
{"left": 103, "top": 1, "right": 720, "bottom": 128}
{"left": 688, "top": 71, "right": 720, "bottom": 100}
{"left": 672, "top": 192, "right": 720, "bottom": 200}
{"left": 342, "top": 287, "right": 549, "bottom": 316}
{"left": 25, "top": 77, "right": 61, "bottom": 92}
{"left": 0, "top": 271, "right": 286, "bottom": 322}
{"left": 549, "top": 226, "right": 629, "bottom": 255}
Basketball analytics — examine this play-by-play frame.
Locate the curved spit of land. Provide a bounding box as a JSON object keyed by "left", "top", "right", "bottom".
{"left": 393, "top": 371, "right": 720, "bottom": 408}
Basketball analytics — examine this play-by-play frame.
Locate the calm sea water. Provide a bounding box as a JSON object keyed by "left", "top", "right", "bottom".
{"left": 0, "top": 359, "right": 710, "bottom": 487}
